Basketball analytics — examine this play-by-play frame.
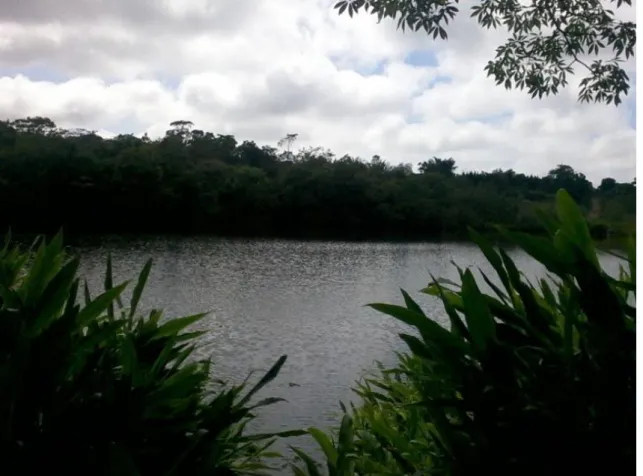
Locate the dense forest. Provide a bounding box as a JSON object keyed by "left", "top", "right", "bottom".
{"left": 0, "top": 116, "right": 635, "bottom": 240}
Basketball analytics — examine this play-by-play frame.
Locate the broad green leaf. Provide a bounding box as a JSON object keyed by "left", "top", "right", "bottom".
{"left": 32, "top": 257, "right": 80, "bottom": 335}
{"left": 336, "top": 413, "right": 355, "bottom": 474}
{"left": 77, "top": 282, "right": 128, "bottom": 326}
{"left": 24, "top": 234, "right": 61, "bottom": 303}
{"left": 290, "top": 447, "right": 322, "bottom": 476}
{"left": 423, "top": 275, "right": 470, "bottom": 340}
{"left": 555, "top": 189, "right": 599, "bottom": 268}
{"left": 401, "top": 289, "right": 425, "bottom": 316}
{"left": 461, "top": 270, "right": 496, "bottom": 351}
{"left": 469, "top": 227, "right": 511, "bottom": 294}
{"left": 153, "top": 313, "right": 207, "bottom": 339}
{"left": 399, "top": 333, "right": 434, "bottom": 361}
{"left": 120, "top": 334, "right": 139, "bottom": 377}
{"left": 535, "top": 207, "right": 560, "bottom": 237}
{"left": 501, "top": 229, "right": 569, "bottom": 275}
{"left": 308, "top": 428, "right": 338, "bottom": 468}
{"left": 369, "top": 303, "right": 470, "bottom": 355}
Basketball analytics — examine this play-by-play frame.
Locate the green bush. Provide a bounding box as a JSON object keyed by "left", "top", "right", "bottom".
{"left": 294, "top": 189, "right": 635, "bottom": 475}
{"left": 289, "top": 354, "right": 435, "bottom": 476}
{"left": 0, "top": 233, "right": 302, "bottom": 475}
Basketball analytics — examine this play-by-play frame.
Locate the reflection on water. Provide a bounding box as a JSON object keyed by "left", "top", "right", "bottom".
{"left": 74, "top": 236, "right": 623, "bottom": 453}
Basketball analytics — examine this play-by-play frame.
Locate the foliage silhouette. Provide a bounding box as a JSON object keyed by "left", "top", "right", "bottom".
{"left": 0, "top": 232, "right": 303, "bottom": 475}
{"left": 0, "top": 117, "right": 635, "bottom": 240}
{"left": 334, "top": 0, "right": 635, "bottom": 105}
{"left": 293, "top": 189, "right": 635, "bottom": 475}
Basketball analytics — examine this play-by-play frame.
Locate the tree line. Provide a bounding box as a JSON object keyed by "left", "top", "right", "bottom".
{"left": 0, "top": 116, "right": 635, "bottom": 240}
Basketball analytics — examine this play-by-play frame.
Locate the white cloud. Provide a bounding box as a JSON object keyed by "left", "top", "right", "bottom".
{"left": 0, "top": 0, "right": 636, "bottom": 183}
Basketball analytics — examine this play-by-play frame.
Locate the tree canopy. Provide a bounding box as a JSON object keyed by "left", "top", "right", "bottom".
{"left": 334, "top": 0, "right": 636, "bottom": 105}
{"left": 0, "top": 116, "right": 635, "bottom": 239}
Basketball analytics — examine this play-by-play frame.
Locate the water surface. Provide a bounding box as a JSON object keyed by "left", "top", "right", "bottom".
{"left": 75, "top": 237, "right": 623, "bottom": 453}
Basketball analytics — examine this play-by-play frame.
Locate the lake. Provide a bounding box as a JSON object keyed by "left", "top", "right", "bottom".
{"left": 74, "top": 236, "right": 624, "bottom": 457}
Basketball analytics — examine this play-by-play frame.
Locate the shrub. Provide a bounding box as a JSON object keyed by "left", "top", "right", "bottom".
{"left": 294, "top": 189, "right": 635, "bottom": 475}
{"left": 0, "top": 233, "right": 301, "bottom": 475}
{"left": 289, "top": 354, "right": 435, "bottom": 476}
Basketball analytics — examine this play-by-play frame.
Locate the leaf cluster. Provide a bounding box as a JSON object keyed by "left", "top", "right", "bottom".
{"left": 0, "top": 233, "right": 302, "bottom": 475}
{"left": 334, "top": 0, "right": 635, "bottom": 105}
{"left": 295, "top": 189, "right": 635, "bottom": 474}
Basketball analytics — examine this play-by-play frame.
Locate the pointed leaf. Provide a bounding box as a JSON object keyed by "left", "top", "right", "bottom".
{"left": 290, "top": 447, "right": 322, "bottom": 476}
{"left": 401, "top": 289, "right": 425, "bottom": 315}
{"left": 77, "top": 282, "right": 128, "bottom": 326}
{"left": 153, "top": 313, "right": 207, "bottom": 339}
{"left": 556, "top": 189, "right": 598, "bottom": 268}
{"left": 308, "top": 428, "right": 338, "bottom": 467}
{"left": 239, "top": 355, "right": 287, "bottom": 406}
{"left": 130, "top": 258, "right": 152, "bottom": 318}
{"left": 461, "top": 270, "right": 496, "bottom": 351}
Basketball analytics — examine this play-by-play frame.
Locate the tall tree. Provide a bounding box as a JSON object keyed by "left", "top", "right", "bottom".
{"left": 278, "top": 133, "right": 299, "bottom": 161}
{"left": 0, "top": 116, "right": 634, "bottom": 239}
{"left": 419, "top": 157, "right": 457, "bottom": 176}
{"left": 334, "top": 0, "right": 635, "bottom": 105}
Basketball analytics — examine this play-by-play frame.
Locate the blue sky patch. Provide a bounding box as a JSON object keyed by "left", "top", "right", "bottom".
{"left": 0, "top": 65, "right": 70, "bottom": 83}
{"left": 404, "top": 50, "right": 438, "bottom": 67}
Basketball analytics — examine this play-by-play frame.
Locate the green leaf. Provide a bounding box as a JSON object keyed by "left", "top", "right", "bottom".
{"left": 368, "top": 303, "right": 470, "bottom": 355}
{"left": 479, "top": 269, "right": 509, "bottom": 303}
{"left": 25, "top": 231, "right": 64, "bottom": 302}
{"left": 248, "top": 397, "right": 287, "bottom": 411}
{"left": 627, "top": 236, "right": 636, "bottom": 286}
{"left": 120, "top": 335, "right": 139, "bottom": 377}
{"left": 104, "top": 253, "right": 118, "bottom": 319}
{"left": 469, "top": 227, "right": 511, "bottom": 294}
{"left": 290, "top": 465, "right": 309, "bottom": 476}
{"left": 32, "top": 257, "right": 80, "bottom": 335}
{"left": 130, "top": 258, "right": 152, "bottom": 319}
{"left": 336, "top": 413, "right": 355, "bottom": 474}
{"left": 308, "top": 428, "right": 338, "bottom": 468}
{"left": 77, "top": 282, "right": 128, "bottom": 326}
{"left": 461, "top": 270, "right": 496, "bottom": 351}
{"left": 500, "top": 229, "right": 568, "bottom": 275}
{"left": 153, "top": 313, "right": 207, "bottom": 339}
{"left": 535, "top": 207, "right": 561, "bottom": 237}
{"left": 83, "top": 279, "right": 91, "bottom": 305}
{"left": 401, "top": 289, "right": 425, "bottom": 315}
{"left": 238, "top": 355, "right": 287, "bottom": 407}
{"left": 290, "top": 447, "right": 322, "bottom": 476}
{"left": 399, "top": 333, "right": 434, "bottom": 361}
{"left": 423, "top": 275, "right": 470, "bottom": 340}
{"left": 243, "top": 429, "right": 307, "bottom": 441}
{"left": 555, "top": 189, "right": 599, "bottom": 268}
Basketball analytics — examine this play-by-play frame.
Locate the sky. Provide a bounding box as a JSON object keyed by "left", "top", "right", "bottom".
{"left": 0, "top": 0, "right": 637, "bottom": 183}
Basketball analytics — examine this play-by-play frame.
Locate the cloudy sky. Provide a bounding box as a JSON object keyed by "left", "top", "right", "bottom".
{"left": 0, "top": 0, "right": 637, "bottom": 183}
